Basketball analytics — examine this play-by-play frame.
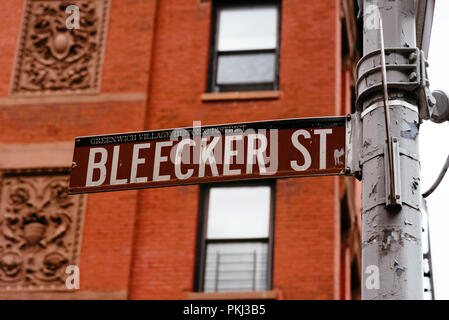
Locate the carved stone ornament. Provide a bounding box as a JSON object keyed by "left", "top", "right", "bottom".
{"left": 10, "top": 0, "right": 110, "bottom": 96}
{"left": 0, "top": 170, "right": 86, "bottom": 291}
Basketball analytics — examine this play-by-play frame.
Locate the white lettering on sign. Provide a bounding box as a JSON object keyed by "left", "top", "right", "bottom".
{"left": 130, "top": 143, "right": 150, "bottom": 183}
{"left": 223, "top": 135, "right": 242, "bottom": 176}
{"left": 246, "top": 134, "right": 268, "bottom": 174}
{"left": 86, "top": 147, "right": 107, "bottom": 187}
{"left": 199, "top": 136, "right": 220, "bottom": 178}
{"left": 111, "top": 146, "right": 127, "bottom": 185}
{"left": 153, "top": 141, "right": 173, "bottom": 182}
{"left": 290, "top": 130, "right": 312, "bottom": 171}
{"left": 174, "top": 139, "right": 196, "bottom": 180}
{"left": 314, "top": 129, "right": 332, "bottom": 169}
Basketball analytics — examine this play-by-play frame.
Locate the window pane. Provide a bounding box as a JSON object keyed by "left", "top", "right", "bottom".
{"left": 204, "top": 242, "right": 268, "bottom": 292}
{"left": 218, "top": 6, "right": 277, "bottom": 51}
{"left": 216, "top": 53, "right": 275, "bottom": 85}
{"left": 207, "top": 186, "right": 270, "bottom": 239}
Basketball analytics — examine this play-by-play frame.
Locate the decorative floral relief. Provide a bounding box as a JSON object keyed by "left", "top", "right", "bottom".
{"left": 11, "top": 0, "right": 110, "bottom": 95}
{"left": 0, "top": 172, "right": 85, "bottom": 290}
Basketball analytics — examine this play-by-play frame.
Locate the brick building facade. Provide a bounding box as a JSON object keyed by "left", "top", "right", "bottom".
{"left": 0, "top": 0, "right": 361, "bottom": 299}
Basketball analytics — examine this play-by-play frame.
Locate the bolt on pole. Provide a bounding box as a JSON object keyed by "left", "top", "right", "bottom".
{"left": 359, "top": 0, "right": 423, "bottom": 300}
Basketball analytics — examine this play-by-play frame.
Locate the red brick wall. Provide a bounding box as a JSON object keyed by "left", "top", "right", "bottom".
{"left": 0, "top": 0, "right": 346, "bottom": 299}
{"left": 0, "top": 0, "right": 22, "bottom": 97}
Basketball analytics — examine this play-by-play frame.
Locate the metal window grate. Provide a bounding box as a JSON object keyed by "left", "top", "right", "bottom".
{"left": 204, "top": 243, "right": 268, "bottom": 292}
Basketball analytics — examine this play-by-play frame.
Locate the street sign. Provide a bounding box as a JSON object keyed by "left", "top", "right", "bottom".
{"left": 69, "top": 117, "right": 347, "bottom": 194}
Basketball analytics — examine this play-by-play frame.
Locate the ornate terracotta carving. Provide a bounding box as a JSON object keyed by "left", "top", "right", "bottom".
{"left": 0, "top": 171, "right": 85, "bottom": 290}
{"left": 10, "top": 0, "right": 110, "bottom": 96}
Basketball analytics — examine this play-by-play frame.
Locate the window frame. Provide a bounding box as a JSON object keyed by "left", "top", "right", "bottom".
{"left": 207, "top": 0, "right": 281, "bottom": 93}
{"left": 194, "top": 181, "right": 276, "bottom": 293}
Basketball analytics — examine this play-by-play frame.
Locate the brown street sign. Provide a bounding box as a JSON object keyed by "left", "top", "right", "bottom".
{"left": 69, "top": 117, "right": 347, "bottom": 194}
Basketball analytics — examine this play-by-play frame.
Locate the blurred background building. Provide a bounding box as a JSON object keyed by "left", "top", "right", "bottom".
{"left": 0, "top": 0, "right": 362, "bottom": 299}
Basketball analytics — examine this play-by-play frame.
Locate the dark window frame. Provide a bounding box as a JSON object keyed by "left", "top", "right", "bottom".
{"left": 207, "top": 0, "right": 281, "bottom": 93}
{"left": 194, "top": 180, "right": 276, "bottom": 292}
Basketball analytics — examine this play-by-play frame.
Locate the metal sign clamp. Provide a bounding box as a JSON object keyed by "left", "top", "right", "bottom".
{"left": 344, "top": 112, "right": 362, "bottom": 180}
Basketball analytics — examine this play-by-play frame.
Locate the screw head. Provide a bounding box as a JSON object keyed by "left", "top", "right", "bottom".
{"left": 427, "top": 94, "right": 436, "bottom": 107}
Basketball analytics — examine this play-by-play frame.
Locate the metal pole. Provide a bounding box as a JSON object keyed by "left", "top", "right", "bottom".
{"left": 360, "top": 0, "right": 423, "bottom": 300}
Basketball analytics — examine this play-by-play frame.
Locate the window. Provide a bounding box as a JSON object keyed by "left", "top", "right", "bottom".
{"left": 208, "top": 1, "right": 280, "bottom": 93}
{"left": 195, "top": 183, "right": 275, "bottom": 293}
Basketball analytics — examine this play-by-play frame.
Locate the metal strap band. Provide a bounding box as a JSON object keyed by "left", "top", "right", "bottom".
{"left": 360, "top": 147, "right": 420, "bottom": 166}
{"left": 361, "top": 100, "right": 419, "bottom": 119}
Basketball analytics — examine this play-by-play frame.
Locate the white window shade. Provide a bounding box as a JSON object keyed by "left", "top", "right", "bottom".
{"left": 216, "top": 53, "right": 276, "bottom": 84}
{"left": 217, "top": 6, "right": 278, "bottom": 51}
{"left": 206, "top": 186, "right": 271, "bottom": 239}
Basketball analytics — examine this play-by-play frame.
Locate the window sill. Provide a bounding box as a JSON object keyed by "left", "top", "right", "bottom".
{"left": 185, "top": 290, "right": 278, "bottom": 300}
{"left": 201, "top": 91, "right": 281, "bottom": 102}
